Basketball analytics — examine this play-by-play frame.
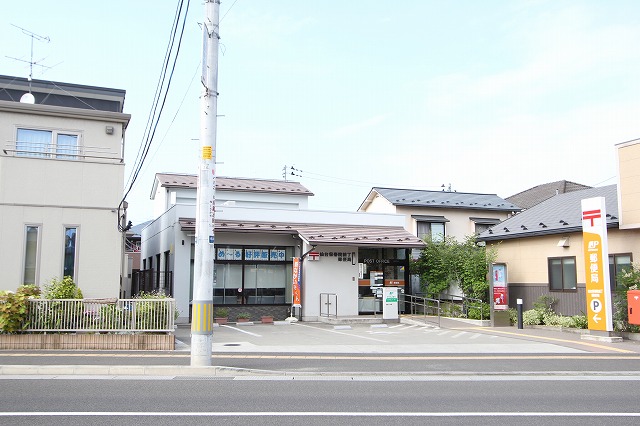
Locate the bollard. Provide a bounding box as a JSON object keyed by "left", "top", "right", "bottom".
{"left": 517, "top": 298, "right": 523, "bottom": 329}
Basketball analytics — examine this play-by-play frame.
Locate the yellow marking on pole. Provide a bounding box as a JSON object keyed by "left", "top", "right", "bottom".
{"left": 202, "top": 146, "right": 212, "bottom": 159}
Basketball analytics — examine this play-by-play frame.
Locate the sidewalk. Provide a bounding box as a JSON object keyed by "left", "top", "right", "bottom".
{"left": 1, "top": 316, "right": 639, "bottom": 377}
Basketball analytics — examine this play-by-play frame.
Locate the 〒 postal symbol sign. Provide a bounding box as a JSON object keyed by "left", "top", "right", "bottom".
{"left": 590, "top": 299, "right": 602, "bottom": 313}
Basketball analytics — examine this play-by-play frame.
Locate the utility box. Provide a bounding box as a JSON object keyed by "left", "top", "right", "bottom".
{"left": 628, "top": 290, "right": 640, "bottom": 325}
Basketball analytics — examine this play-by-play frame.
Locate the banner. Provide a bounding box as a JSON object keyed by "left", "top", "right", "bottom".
{"left": 292, "top": 257, "right": 301, "bottom": 307}
{"left": 581, "top": 197, "right": 613, "bottom": 331}
{"left": 491, "top": 263, "right": 507, "bottom": 310}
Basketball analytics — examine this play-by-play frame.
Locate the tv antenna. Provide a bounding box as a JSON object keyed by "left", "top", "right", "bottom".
{"left": 6, "top": 24, "right": 51, "bottom": 91}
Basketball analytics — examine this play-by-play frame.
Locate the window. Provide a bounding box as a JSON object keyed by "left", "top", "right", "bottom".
{"left": 63, "top": 227, "right": 77, "bottom": 280}
{"left": 417, "top": 221, "right": 445, "bottom": 242}
{"left": 470, "top": 217, "right": 501, "bottom": 235}
{"left": 16, "top": 128, "right": 79, "bottom": 159}
{"left": 211, "top": 245, "right": 294, "bottom": 305}
{"left": 548, "top": 257, "right": 577, "bottom": 291}
{"left": 609, "top": 253, "right": 632, "bottom": 290}
{"left": 23, "top": 226, "right": 40, "bottom": 285}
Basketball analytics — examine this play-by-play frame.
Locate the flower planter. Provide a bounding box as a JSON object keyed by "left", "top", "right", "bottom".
{"left": 261, "top": 316, "right": 274, "bottom": 324}
{"left": 237, "top": 318, "right": 250, "bottom": 323}
{"left": 214, "top": 317, "right": 228, "bottom": 325}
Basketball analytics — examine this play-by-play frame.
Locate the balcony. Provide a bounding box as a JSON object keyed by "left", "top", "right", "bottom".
{"left": 3, "top": 140, "right": 122, "bottom": 163}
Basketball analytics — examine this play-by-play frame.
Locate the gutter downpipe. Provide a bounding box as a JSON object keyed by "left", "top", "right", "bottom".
{"left": 297, "top": 234, "right": 317, "bottom": 321}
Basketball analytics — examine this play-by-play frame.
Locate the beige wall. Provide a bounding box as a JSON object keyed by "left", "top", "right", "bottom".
{"left": 0, "top": 103, "right": 128, "bottom": 298}
{"left": 490, "top": 228, "right": 640, "bottom": 286}
{"left": 617, "top": 140, "right": 640, "bottom": 229}
{"left": 395, "top": 206, "right": 510, "bottom": 241}
{"left": 361, "top": 193, "right": 396, "bottom": 214}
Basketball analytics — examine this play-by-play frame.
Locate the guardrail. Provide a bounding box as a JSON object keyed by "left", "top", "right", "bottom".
{"left": 405, "top": 294, "right": 441, "bottom": 327}
{"left": 439, "top": 294, "right": 485, "bottom": 321}
{"left": 24, "top": 298, "right": 176, "bottom": 333}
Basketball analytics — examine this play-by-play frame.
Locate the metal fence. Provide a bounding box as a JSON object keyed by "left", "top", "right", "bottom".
{"left": 405, "top": 294, "right": 442, "bottom": 327}
{"left": 25, "top": 298, "right": 176, "bottom": 333}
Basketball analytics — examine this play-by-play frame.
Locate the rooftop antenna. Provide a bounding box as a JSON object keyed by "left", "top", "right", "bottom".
{"left": 6, "top": 24, "right": 51, "bottom": 102}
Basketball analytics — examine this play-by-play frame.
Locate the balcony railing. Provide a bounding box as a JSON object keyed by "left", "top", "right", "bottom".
{"left": 24, "top": 298, "right": 176, "bottom": 333}
{"left": 3, "top": 141, "right": 122, "bottom": 162}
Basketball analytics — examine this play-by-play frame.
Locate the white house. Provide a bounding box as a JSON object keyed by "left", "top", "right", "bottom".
{"left": 0, "top": 75, "right": 130, "bottom": 297}
{"left": 141, "top": 173, "right": 424, "bottom": 322}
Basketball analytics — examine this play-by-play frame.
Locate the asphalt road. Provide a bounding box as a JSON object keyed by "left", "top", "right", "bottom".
{"left": 2, "top": 320, "right": 640, "bottom": 425}
{"left": 1, "top": 375, "right": 639, "bottom": 426}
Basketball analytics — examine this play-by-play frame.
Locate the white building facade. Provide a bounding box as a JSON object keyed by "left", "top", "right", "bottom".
{"left": 142, "top": 174, "right": 424, "bottom": 323}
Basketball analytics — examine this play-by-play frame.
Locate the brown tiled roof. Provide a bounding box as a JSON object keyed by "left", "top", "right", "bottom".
{"left": 178, "top": 218, "right": 424, "bottom": 248}
{"left": 156, "top": 173, "right": 313, "bottom": 195}
{"left": 506, "top": 180, "right": 591, "bottom": 210}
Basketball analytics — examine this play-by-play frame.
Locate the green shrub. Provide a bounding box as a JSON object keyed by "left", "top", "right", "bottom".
{"left": 506, "top": 308, "right": 518, "bottom": 325}
{"left": 0, "top": 291, "right": 30, "bottom": 333}
{"left": 0, "top": 285, "right": 43, "bottom": 333}
{"left": 215, "top": 307, "right": 229, "bottom": 318}
{"left": 18, "top": 284, "right": 41, "bottom": 298}
{"left": 522, "top": 309, "right": 543, "bottom": 325}
{"left": 542, "top": 312, "right": 574, "bottom": 327}
{"left": 467, "top": 303, "right": 490, "bottom": 320}
{"left": 571, "top": 315, "right": 588, "bottom": 329}
{"left": 43, "top": 276, "right": 83, "bottom": 299}
{"left": 532, "top": 294, "right": 558, "bottom": 314}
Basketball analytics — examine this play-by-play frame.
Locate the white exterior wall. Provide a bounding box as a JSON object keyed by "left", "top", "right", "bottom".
{"left": 142, "top": 201, "right": 408, "bottom": 322}
{"left": 301, "top": 244, "right": 359, "bottom": 321}
{"left": 152, "top": 181, "right": 310, "bottom": 218}
{"left": 0, "top": 102, "right": 128, "bottom": 297}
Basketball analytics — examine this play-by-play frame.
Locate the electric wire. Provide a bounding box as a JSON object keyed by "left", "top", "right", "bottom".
{"left": 118, "top": 0, "right": 191, "bottom": 230}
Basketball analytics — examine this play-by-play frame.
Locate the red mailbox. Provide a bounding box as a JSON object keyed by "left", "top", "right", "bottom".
{"left": 628, "top": 290, "right": 640, "bottom": 325}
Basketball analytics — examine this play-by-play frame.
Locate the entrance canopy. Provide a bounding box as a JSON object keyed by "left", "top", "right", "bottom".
{"left": 178, "top": 218, "right": 424, "bottom": 248}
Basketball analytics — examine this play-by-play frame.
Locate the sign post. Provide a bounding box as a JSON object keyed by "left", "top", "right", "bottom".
{"left": 581, "top": 197, "right": 613, "bottom": 332}
{"left": 382, "top": 287, "right": 399, "bottom": 320}
{"left": 491, "top": 263, "right": 508, "bottom": 310}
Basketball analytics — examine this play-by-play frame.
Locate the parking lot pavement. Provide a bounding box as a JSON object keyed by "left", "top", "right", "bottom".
{"left": 174, "top": 318, "right": 640, "bottom": 355}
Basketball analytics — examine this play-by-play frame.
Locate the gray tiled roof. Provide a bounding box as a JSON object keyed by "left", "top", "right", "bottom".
{"left": 155, "top": 173, "right": 313, "bottom": 196}
{"left": 478, "top": 185, "right": 618, "bottom": 241}
{"left": 371, "top": 187, "right": 520, "bottom": 212}
{"left": 178, "top": 218, "right": 425, "bottom": 248}
{"left": 506, "top": 180, "right": 592, "bottom": 209}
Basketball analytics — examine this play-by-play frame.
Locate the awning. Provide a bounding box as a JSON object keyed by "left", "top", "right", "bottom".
{"left": 411, "top": 215, "right": 450, "bottom": 223}
{"left": 469, "top": 217, "right": 501, "bottom": 225}
{"left": 178, "top": 218, "right": 425, "bottom": 248}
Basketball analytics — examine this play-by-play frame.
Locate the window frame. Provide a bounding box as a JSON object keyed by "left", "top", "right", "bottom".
{"left": 609, "top": 253, "right": 633, "bottom": 290}
{"left": 63, "top": 226, "right": 79, "bottom": 280}
{"left": 416, "top": 221, "right": 446, "bottom": 242}
{"left": 23, "top": 224, "right": 42, "bottom": 286}
{"left": 548, "top": 256, "right": 578, "bottom": 292}
{"left": 15, "top": 126, "right": 82, "bottom": 160}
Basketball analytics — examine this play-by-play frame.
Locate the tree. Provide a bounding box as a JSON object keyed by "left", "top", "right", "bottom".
{"left": 411, "top": 235, "right": 496, "bottom": 301}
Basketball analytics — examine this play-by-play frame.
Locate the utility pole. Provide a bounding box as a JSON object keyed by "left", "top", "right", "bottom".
{"left": 191, "top": 0, "right": 220, "bottom": 367}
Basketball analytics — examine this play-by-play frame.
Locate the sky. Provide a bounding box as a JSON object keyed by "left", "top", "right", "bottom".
{"left": 2, "top": 0, "right": 640, "bottom": 225}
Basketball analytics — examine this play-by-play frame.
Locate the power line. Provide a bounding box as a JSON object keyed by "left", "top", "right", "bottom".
{"left": 119, "top": 0, "right": 191, "bottom": 230}
{"left": 288, "top": 166, "right": 444, "bottom": 191}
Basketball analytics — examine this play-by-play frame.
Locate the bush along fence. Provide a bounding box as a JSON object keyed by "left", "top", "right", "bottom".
{"left": 1, "top": 283, "right": 177, "bottom": 350}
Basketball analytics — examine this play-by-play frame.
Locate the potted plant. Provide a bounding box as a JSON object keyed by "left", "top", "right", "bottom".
{"left": 214, "top": 307, "right": 229, "bottom": 325}
{"left": 236, "top": 312, "right": 251, "bottom": 322}
{"left": 261, "top": 314, "right": 274, "bottom": 324}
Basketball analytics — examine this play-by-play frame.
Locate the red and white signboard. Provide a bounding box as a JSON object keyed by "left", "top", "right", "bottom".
{"left": 491, "top": 263, "right": 508, "bottom": 310}
{"left": 308, "top": 251, "right": 320, "bottom": 261}
{"left": 581, "top": 197, "right": 613, "bottom": 331}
